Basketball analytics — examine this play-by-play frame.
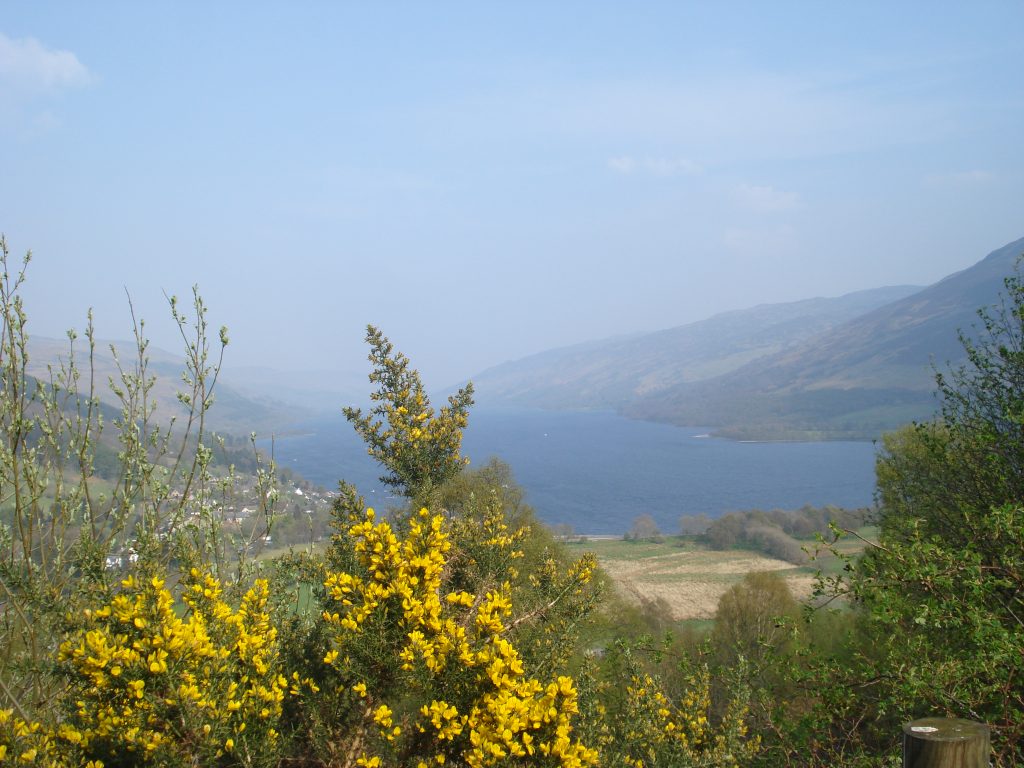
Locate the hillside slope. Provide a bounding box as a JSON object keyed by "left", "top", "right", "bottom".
{"left": 470, "top": 236, "right": 1024, "bottom": 439}
{"left": 25, "top": 337, "right": 307, "bottom": 436}
{"left": 625, "top": 236, "right": 1024, "bottom": 438}
{"left": 472, "top": 285, "right": 920, "bottom": 411}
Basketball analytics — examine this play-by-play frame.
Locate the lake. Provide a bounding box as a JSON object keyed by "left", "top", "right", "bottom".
{"left": 261, "top": 407, "right": 878, "bottom": 535}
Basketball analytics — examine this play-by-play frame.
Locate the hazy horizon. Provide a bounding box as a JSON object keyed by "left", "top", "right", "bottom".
{"left": 22, "top": 278, "right": 929, "bottom": 390}
{"left": 3, "top": 3, "right": 1022, "bottom": 386}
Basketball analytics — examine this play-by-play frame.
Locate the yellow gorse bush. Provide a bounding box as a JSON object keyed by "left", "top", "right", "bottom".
{"left": 323, "top": 506, "right": 599, "bottom": 768}
{"left": 49, "top": 570, "right": 316, "bottom": 767}
{"left": 0, "top": 707, "right": 64, "bottom": 767}
{"left": 576, "top": 655, "right": 761, "bottom": 768}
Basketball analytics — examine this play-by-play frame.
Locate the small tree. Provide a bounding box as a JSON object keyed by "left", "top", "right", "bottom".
{"left": 624, "top": 514, "right": 662, "bottom": 542}
{"left": 876, "top": 265, "right": 1024, "bottom": 552}
{"left": 343, "top": 326, "right": 474, "bottom": 505}
{"left": 705, "top": 512, "right": 743, "bottom": 550}
{"left": 712, "top": 571, "right": 798, "bottom": 669}
{"left": 678, "top": 513, "right": 711, "bottom": 536}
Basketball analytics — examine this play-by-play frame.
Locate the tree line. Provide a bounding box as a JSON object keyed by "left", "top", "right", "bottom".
{"left": 623, "top": 504, "right": 869, "bottom": 565}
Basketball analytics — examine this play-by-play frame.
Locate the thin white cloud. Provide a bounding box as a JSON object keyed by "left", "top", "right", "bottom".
{"left": 607, "top": 155, "right": 701, "bottom": 176}
{"left": 540, "top": 63, "right": 962, "bottom": 168}
{"left": 0, "top": 32, "right": 92, "bottom": 91}
{"left": 923, "top": 169, "right": 994, "bottom": 186}
{"left": 607, "top": 156, "right": 636, "bottom": 173}
{"left": 723, "top": 224, "right": 796, "bottom": 252}
{"left": 645, "top": 157, "right": 702, "bottom": 176}
{"left": 733, "top": 183, "right": 801, "bottom": 213}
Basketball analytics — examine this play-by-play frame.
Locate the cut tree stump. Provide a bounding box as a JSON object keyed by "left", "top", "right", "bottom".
{"left": 903, "top": 718, "right": 990, "bottom": 768}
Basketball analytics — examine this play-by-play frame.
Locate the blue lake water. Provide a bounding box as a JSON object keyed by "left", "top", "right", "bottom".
{"left": 262, "top": 408, "right": 878, "bottom": 535}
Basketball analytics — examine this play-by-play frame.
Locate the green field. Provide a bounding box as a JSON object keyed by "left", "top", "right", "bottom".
{"left": 564, "top": 530, "right": 873, "bottom": 620}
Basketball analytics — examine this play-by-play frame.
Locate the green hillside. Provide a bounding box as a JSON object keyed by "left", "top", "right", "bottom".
{"left": 472, "top": 236, "right": 1024, "bottom": 439}
{"left": 472, "top": 285, "right": 920, "bottom": 411}
{"left": 25, "top": 336, "right": 307, "bottom": 436}
{"left": 627, "top": 236, "right": 1024, "bottom": 438}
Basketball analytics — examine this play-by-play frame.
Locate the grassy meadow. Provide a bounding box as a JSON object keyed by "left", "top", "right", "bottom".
{"left": 565, "top": 528, "right": 875, "bottom": 622}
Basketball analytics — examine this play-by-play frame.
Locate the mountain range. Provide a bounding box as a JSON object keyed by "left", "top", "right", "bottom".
{"left": 471, "top": 236, "right": 1024, "bottom": 440}
{"left": 26, "top": 236, "right": 1024, "bottom": 442}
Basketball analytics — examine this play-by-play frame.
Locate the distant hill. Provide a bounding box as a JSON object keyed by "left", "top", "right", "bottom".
{"left": 219, "top": 364, "right": 369, "bottom": 415}
{"left": 472, "top": 285, "right": 921, "bottom": 411}
{"left": 25, "top": 337, "right": 309, "bottom": 436}
{"left": 626, "top": 236, "right": 1024, "bottom": 439}
{"left": 472, "top": 236, "right": 1024, "bottom": 440}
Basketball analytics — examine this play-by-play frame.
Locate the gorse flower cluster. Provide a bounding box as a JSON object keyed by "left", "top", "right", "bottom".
{"left": 324, "top": 508, "right": 450, "bottom": 642}
{"left": 53, "top": 571, "right": 313, "bottom": 767}
{"left": 0, "top": 707, "right": 68, "bottom": 767}
{"left": 0, "top": 570, "right": 315, "bottom": 767}
{"left": 323, "top": 506, "right": 598, "bottom": 768}
{"left": 576, "top": 649, "right": 760, "bottom": 768}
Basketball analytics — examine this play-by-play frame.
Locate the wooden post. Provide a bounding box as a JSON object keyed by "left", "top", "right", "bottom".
{"left": 903, "top": 718, "right": 990, "bottom": 768}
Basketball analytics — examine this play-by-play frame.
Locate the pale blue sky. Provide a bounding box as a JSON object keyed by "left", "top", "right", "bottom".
{"left": 2, "top": 2, "right": 1022, "bottom": 388}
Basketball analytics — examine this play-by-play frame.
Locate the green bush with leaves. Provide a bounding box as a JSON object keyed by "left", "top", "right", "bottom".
{"left": 754, "top": 263, "right": 1024, "bottom": 767}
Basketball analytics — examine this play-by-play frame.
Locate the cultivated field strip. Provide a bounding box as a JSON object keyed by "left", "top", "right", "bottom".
{"left": 588, "top": 546, "right": 814, "bottom": 620}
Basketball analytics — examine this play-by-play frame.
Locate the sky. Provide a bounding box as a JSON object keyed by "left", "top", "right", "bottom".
{"left": 2, "top": 2, "right": 1023, "bottom": 389}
